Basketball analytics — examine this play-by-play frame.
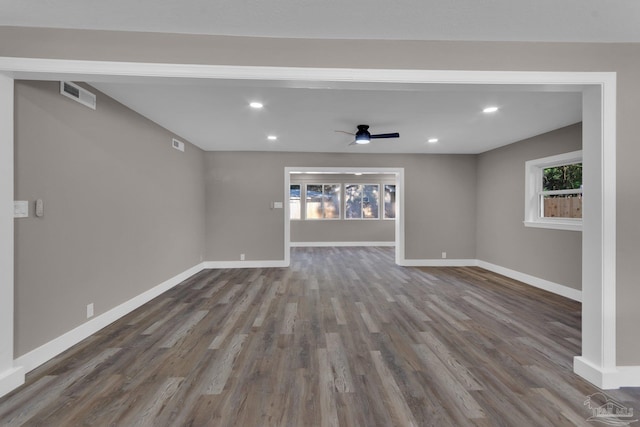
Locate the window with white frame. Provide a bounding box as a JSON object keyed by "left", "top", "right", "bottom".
{"left": 383, "top": 184, "right": 396, "bottom": 219}
{"left": 524, "top": 150, "right": 582, "bottom": 231}
{"left": 305, "top": 184, "right": 341, "bottom": 219}
{"left": 290, "top": 184, "right": 301, "bottom": 220}
{"left": 345, "top": 184, "right": 380, "bottom": 219}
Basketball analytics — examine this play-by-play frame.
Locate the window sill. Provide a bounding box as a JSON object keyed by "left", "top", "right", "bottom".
{"left": 523, "top": 220, "right": 582, "bottom": 232}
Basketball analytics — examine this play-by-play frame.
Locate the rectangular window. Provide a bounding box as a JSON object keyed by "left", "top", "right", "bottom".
{"left": 345, "top": 184, "right": 379, "bottom": 219}
{"left": 362, "top": 184, "right": 379, "bottom": 219}
{"left": 345, "top": 184, "right": 362, "bottom": 219}
{"left": 542, "top": 164, "right": 582, "bottom": 219}
{"left": 306, "top": 184, "right": 341, "bottom": 219}
{"left": 384, "top": 184, "right": 396, "bottom": 219}
{"left": 525, "top": 150, "right": 582, "bottom": 231}
{"left": 290, "top": 184, "right": 301, "bottom": 220}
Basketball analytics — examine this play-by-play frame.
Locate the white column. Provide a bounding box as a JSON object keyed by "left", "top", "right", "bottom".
{"left": 395, "top": 169, "right": 405, "bottom": 265}
{"left": 574, "top": 80, "right": 618, "bottom": 388}
{"left": 0, "top": 74, "right": 25, "bottom": 397}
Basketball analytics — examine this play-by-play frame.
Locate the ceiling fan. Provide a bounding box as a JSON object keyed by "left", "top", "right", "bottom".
{"left": 336, "top": 124, "right": 400, "bottom": 145}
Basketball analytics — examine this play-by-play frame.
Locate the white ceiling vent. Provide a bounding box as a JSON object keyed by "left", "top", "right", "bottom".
{"left": 172, "top": 138, "right": 185, "bottom": 152}
{"left": 60, "top": 81, "right": 96, "bottom": 110}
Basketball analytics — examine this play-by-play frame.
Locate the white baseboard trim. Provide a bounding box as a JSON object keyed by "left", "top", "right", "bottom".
{"left": 290, "top": 241, "right": 395, "bottom": 247}
{"left": 574, "top": 357, "right": 612, "bottom": 389}
{"left": 204, "top": 260, "right": 289, "bottom": 269}
{"left": 14, "top": 262, "right": 206, "bottom": 375}
{"left": 2, "top": 256, "right": 602, "bottom": 397}
{"left": 477, "top": 260, "right": 582, "bottom": 302}
{"left": 612, "top": 365, "right": 640, "bottom": 388}
{"left": 0, "top": 366, "right": 26, "bottom": 398}
{"left": 399, "top": 259, "right": 478, "bottom": 267}
{"left": 574, "top": 356, "right": 623, "bottom": 390}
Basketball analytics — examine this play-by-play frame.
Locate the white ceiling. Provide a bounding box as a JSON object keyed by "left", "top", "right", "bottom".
{"left": 91, "top": 80, "right": 581, "bottom": 154}
{"left": 2, "top": 0, "right": 640, "bottom": 42}
{"left": 5, "top": 1, "right": 597, "bottom": 154}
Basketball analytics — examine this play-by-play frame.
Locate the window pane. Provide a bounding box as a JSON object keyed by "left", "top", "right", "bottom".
{"left": 345, "top": 184, "right": 362, "bottom": 219}
{"left": 363, "top": 184, "right": 379, "bottom": 219}
{"left": 323, "top": 184, "right": 341, "bottom": 219}
{"left": 306, "top": 184, "right": 323, "bottom": 219}
{"left": 543, "top": 163, "right": 582, "bottom": 191}
{"left": 290, "top": 184, "right": 301, "bottom": 220}
{"left": 384, "top": 184, "right": 396, "bottom": 219}
{"left": 543, "top": 194, "right": 582, "bottom": 219}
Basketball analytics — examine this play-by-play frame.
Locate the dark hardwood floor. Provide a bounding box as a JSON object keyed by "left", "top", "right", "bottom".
{"left": 1, "top": 247, "right": 639, "bottom": 426}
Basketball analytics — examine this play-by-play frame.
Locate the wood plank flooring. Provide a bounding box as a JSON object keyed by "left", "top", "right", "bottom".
{"left": 1, "top": 247, "right": 639, "bottom": 426}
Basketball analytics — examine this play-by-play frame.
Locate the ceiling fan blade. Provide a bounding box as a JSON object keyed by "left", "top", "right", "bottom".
{"left": 370, "top": 132, "right": 400, "bottom": 139}
{"left": 334, "top": 130, "right": 356, "bottom": 136}
{"left": 348, "top": 140, "right": 358, "bottom": 146}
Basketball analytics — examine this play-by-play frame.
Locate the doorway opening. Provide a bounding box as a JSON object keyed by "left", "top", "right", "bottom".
{"left": 0, "top": 61, "right": 617, "bottom": 391}
{"left": 284, "top": 167, "right": 405, "bottom": 266}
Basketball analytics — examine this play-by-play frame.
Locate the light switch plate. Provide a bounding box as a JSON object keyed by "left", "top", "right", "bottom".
{"left": 273, "top": 201, "right": 283, "bottom": 209}
{"left": 14, "top": 201, "right": 28, "bottom": 218}
{"left": 35, "top": 199, "right": 44, "bottom": 217}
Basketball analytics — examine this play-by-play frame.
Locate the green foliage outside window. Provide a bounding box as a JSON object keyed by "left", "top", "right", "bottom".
{"left": 543, "top": 163, "right": 582, "bottom": 191}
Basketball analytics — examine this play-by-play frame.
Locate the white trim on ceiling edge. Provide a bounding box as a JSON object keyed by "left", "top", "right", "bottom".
{"left": 0, "top": 57, "right": 615, "bottom": 84}
{"left": 290, "top": 241, "right": 395, "bottom": 247}
{"left": 12, "top": 262, "right": 206, "bottom": 378}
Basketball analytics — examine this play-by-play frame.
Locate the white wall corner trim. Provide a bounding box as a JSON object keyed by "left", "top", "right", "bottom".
{"left": 13, "top": 262, "right": 206, "bottom": 375}
{"left": 204, "top": 260, "right": 289, "bottom": 269}
{"left": 477, "top": 260, "right": 582, "bottom": 302}
{"left": 400, "top": 259, "right": 478, "bottom": 267}
{"left": 290, "top": 241, "right": 396, "bottom": 248}
{"left": 0, "top": 74, "right": 19, "bottom": 399}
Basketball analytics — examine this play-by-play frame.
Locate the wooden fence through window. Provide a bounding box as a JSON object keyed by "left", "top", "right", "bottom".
{"left": 543, "top": 196, "right": 582, "bottom": 219}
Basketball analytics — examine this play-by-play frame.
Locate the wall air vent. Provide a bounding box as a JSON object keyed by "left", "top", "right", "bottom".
{"left": 172, "top": 138, "right": 185, "bottom": 152}
{"left": 60, "top": 81, "right": 96, "bottom": 110}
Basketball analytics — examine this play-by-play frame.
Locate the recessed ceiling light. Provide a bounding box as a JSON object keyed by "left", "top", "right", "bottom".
{"left": 428, "top": 138, "right": 439, "bottom": 143}
{"left": 267, "top": 135, "right": 277, "bottom": 141}
{"left": 483, "top": 106, "right": 499, "bottom": 113}
{"left": 249, "top": 102, "right": 263, "bottom": 109}
{"left": 354, "top": 172, "right": 363, "bottom": 176}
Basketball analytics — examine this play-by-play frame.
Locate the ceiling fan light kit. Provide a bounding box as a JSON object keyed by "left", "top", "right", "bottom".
{"left": 351, "top": 124, "right": 400, "bottom": 145}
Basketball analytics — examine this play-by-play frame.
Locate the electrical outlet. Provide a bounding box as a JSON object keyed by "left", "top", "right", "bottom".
{"left": 240, "top": 253, "right": 245, "bottom": 261}
{"left": 442, "top": 252, "right": 447, "bottom": 259}
{"left": 87, "top": 303, "right": 94, "bottom": 318}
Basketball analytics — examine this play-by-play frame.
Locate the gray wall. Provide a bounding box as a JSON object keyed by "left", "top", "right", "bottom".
{"left": 476, "top": 124, "right": 582, "bottom": 290}
{"left": 14, "top": 81, "right": 206, "bottom": 356}
{"left": 205, "top": 152, "right": 477, "bottom": 261}
{"left": 3, "top": 28, "right": 640, "bottom": 364}
{"left": 291, "top": 173, "right": 396, "bottom": 244}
